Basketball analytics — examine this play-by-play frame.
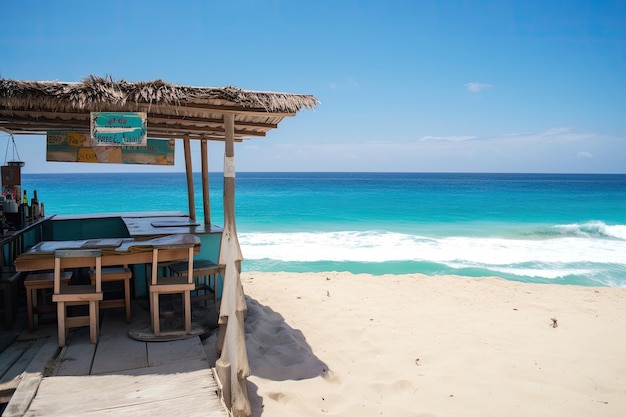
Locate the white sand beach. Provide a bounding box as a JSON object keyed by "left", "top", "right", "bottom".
{"left": 235, "top": 271, "right": 626, "bottom": 417}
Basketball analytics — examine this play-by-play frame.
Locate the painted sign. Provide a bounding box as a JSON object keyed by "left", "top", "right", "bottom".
{"left": 46, "top": 131, "right": 175, "bottom": 165}
{"left": 90, "top": 112, "right": 147, "bottom": 146}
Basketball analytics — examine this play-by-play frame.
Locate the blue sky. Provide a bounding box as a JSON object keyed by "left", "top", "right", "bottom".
{"left": 1, "top": 0, "right": 625, "bottom": 174}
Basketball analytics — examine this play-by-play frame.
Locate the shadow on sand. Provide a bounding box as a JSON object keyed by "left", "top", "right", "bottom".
{"left": 243, "top": 295, "right": 330, "bottom": 416}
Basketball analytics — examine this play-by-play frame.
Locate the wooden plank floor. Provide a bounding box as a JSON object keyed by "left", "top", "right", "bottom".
{"left": 2, "top": 302, "right": 227, "bottom": 417}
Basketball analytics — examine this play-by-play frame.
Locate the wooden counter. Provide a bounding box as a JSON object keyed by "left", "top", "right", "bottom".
{"left": 49, "top": 211, "right": 223, "bottom": 239}
{"left": 122, "top": 216, "right": 223, "bottom": 238}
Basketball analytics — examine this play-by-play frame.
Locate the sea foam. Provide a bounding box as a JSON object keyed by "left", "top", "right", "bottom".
{"left": 552, "top": 221, "right": 626, "bottom": 239}
{"left": 240, "top": 230, "right": 626, "bottom": 265}
{"left": 239, "top": 229, "right": 626, "bottom": 286}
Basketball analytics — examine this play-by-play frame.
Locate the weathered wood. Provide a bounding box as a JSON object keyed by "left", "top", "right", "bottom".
{"left": 0, "top": 329, "right": 17, "bottom": 355}
{"left": 23, "top": 360, "right": 226, "bottom": 417}
{"left": 24, "top": 271, "right": 72, "bottom": 332}
{"left": 6, "top": 306, "right": 228, "bottom": 415}
{"left": 3, "top": 373, "right": 41, "bottom": 417}
{"left": 216, "top": 113, "right": 251, "bottom": 417}
{"left": 15, "top": 235, "right": 201, "bottom": 272}
{"left": 0, "top": 339, "right": 46, "bottom": 384}
{"left": 56, "top": 328, "right": 97, "bottom": 376}
{"left": 0, "top": 379, "right": 19, "bottom": 403}
{"left": 146, "top": 337, "right": 206, "bottom": 367}
{"left": 53, "top": 251, "right": 103, "bottom": 347}
{"left": 120, "top": 213, "right": 221, "bottom": 238}
{"left": 3, "top": 335, "right": 59, "bottom": 417}
{"left": 0, "top": 342, "right": 29, "bottom": 381}
{"left": 90, "top": 310, "right": 149, "bottom": 375}
{"left": 0, "top": 109, "right": 280, "bottom": 132}
{"left": 184, "top": 137, "right": 196, "bottom": 220}
{"left": 201, "top": 138, "right": 211, "bottom": 226}
{"left": 149, "top": 246, "right": 195, "bottom": 336}
{"left": 23, "top": 336, "right": 60, "bottom": 375}
{"left": 91, "top": 266, "right": 132, "bottom": 322}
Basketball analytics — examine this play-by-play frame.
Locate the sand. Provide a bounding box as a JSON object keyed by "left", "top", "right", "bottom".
{"left": 230, "top": 271, "right": 626, "bottom": 417}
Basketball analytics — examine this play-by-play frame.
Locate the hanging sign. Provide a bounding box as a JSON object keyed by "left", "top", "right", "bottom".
{"left": 90, "top": 112, "right": 147, "bottom": 146}
{"left": 46, "top": 131, "right": 175, "bottom": 165}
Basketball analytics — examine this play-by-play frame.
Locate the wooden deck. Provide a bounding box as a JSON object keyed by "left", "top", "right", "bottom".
{"left": 0, "top": 299, "right": 227, "bottom": 416}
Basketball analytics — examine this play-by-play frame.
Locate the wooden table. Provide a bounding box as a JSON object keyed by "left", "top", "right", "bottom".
{"left": 14, "top": 234, "right": 200, "bottom": 273}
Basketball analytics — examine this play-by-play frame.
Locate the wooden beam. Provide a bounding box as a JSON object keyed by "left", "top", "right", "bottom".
{"left": 136, "top": 102, "right": 297, "bottom": 118}
{"left": 148, "top": 114, "right": 278, "bottom": 130}
{"left": 0, "top": 121, "right": 89, "bottom": 132}
{"left": 0, "top": 116, "right": 268, "bottom": 138}
{"left": 183, "top": 138, "right": 196, "bottom": 220}
{"left": 137, "top": 133, "right": 245, "bottom": 142}
{"left": 147, "top": 121, "right": 267, "bottom": 137}
{"left": 0, "top": 109, "right": 280, "bottom": 130}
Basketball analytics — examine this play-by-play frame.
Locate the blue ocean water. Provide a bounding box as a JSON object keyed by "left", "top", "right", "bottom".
{"left": 22, "top": 172, "right": 626, "bottom": 287}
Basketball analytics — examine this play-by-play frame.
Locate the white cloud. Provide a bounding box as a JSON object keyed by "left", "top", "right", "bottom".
{"left": 234, "top": 127, "right": 624, "bottom": 173}
{"left": 328, "top": 78, "right": 358, "bottom": 90}
{"left": 539, "top": 127, "right": 596, "bottom": 142}
{"left": 543, "top": 127, "right": 571, "bottom": 135}
{"left": 465, "top": 82, "right": 493, "bottom": 92}
{"left": 421, "top": 135, "right": 477, "bottom": 142}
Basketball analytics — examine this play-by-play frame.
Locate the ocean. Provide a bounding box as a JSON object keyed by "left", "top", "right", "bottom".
{"left": 21, "top": 172, "right": 626, "bottom": 288}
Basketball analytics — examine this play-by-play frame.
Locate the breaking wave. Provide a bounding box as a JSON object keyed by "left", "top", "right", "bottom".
{"left": 239, "top": 226, "right": 626, "bottom": 287}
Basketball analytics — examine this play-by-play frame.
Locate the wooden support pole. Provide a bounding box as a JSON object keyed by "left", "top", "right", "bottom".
{"left": 201, "top": 138, "right": 211, "bottom": 227}
{"left": 183, "top": 137, "right": 196, "bottom": 220}
{"left": 216, "top": 113, "right": 250, "bottom": 417}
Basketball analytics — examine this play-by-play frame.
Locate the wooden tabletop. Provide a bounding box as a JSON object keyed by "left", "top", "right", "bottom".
{"left": 122, "top": 215, "right": 222, "bottom": 238}
{"left": 14, "top": 234, "right": 201, "bottom": 272}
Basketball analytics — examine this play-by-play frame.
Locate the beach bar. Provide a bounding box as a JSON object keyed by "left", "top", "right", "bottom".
{"left": 0, "top": 76, "right": 318, "bottom": 416}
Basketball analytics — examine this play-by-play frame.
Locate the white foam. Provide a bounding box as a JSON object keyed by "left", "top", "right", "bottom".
{"left": 553, "top": 221, "right": 626, "bottom": 240}
{"left": 239, "top": 230, "right": 626, "bottom": 266}
{"left": 481, "top": 266, "right": 594, "bottom": 280}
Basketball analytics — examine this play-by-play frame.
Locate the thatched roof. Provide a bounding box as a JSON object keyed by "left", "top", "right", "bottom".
{"left": 0, "top": 76, "right": 318, "bottom": 141}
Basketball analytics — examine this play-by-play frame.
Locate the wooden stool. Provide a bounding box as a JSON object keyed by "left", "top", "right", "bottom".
{"left": 149, "top": 245, "right": 195, "bottom": 336}
{"left": 53, "top": 249, "right": 103, "bottom": 347}
{"left": 90, "top": 266, "right": 132, "bottom": 322}
{"left": 24, "top": 271, "right": 72, "bottom": 331}
{"left": 169, "top": 259, "right": 222, "bottom": 304}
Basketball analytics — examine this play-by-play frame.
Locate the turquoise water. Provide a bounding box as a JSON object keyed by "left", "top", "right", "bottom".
{"left": 22, "top": 172, "right": 626, "bottom": 287}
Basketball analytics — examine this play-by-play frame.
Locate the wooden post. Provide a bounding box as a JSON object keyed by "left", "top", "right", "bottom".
{"left": 201, "top": 138, "right": 211, "bottom": 227}
{"left": 183, "top": 137, "right": 196, "bottom": 220}
{"left": 215, "top": 114, "right": 251, "bottom": 417}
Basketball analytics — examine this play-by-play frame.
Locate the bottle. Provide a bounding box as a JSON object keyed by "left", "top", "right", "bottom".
{"left": 31, "top": 190, "right": 40, "bottom": 219}
{"left": 18, "top": 203, "right": 25, "bottom": 229}
{"left": 21, "top": 189, "right": 29, "bottom": 222}
{"left": 40, "top": 202, "right": 45, "bottom": 218}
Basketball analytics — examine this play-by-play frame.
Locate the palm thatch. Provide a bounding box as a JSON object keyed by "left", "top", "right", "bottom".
{"left": 0, "top": 76, "right": 319, "bottom": 140}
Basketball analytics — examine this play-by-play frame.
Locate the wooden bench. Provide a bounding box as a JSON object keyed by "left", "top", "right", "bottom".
{"left": 24, "top": 271, "right": 73, "bottom": 332}
{"left": 89, "top": 266, "right": 132, "bottom": 322}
